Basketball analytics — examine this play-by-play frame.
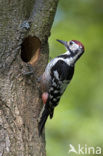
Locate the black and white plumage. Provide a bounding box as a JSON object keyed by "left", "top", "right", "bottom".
{"left": 38, "top": 39, "right": 85, "bottom": 135}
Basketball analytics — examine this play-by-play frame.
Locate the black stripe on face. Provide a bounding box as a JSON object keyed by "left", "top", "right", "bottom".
{"left": 57, "top": 49, "right": 80, "bottom": 59}
{"left": 57, "top": 55, "right": 71, "bottom": 59}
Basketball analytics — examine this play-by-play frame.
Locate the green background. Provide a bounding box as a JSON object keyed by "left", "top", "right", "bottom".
{"left": 46, "top": 0, "right": 103, "bottom": 156}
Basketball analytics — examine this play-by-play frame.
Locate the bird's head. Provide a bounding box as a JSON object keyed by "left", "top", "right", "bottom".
{"left": 57, "top": 39, "right": 85, "bottom": 63}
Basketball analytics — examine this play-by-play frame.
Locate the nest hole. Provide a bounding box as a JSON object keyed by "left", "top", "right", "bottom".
{"left": 21, "top": 36, "right": 41, "bottom": 66}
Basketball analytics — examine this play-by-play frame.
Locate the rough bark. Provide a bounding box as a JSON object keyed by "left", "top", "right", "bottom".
{"left": 0, "top": 0, "right": 58, "bottom": 156}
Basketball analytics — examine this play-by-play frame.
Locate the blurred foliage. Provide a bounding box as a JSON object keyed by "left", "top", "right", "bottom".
{"left": 46, "top": 0, "right": 103, "bottom": 156}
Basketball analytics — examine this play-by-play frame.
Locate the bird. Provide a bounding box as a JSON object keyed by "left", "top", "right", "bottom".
{"left": 38, "top": 39, "right": 85, "bottom": 135}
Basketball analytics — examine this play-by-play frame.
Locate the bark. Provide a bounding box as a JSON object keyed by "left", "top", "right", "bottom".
{"left": 0, "top": 0, "right": 58, "bottom": 156}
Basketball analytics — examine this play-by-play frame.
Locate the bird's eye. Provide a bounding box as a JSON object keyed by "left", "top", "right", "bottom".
{"left": 69, "top": 41, "right": 73, "bottom": 45}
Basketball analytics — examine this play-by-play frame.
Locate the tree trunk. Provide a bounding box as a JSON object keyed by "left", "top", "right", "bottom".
{"left": 0, "top": 0, "right": 58, "bottom": 155}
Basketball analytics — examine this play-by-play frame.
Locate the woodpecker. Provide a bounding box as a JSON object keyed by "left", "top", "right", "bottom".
{"left": 38, "top": 39, "right": 85, "bottom": 135}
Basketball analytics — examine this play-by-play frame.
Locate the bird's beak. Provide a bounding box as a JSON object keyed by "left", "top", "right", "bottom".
{"left": 56, "top": 39, "right": 67, "bottom": 47}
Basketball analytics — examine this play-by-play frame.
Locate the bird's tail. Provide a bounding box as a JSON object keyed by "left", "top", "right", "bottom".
{"left": 38, "top": 105, "right": 49, "bottom": 136}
